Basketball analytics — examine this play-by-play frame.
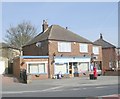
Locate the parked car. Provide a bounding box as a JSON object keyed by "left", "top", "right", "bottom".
{"left": 97, "top": 66, "right": 102, "bottom": 76}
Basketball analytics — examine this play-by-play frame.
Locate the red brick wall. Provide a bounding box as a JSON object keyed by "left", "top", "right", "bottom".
{"left": 13, "top": 57, "right": 21, "bottom": 78}
{"left": 23, "top": 40, "right": 49, "bottom": 56}
{"left": 102, "top": 48, "right": 117, "bottom": 70}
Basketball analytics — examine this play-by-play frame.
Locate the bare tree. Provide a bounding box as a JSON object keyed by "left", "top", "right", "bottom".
{"left": 4, "top": 21, "right": 37, "bottom": 51}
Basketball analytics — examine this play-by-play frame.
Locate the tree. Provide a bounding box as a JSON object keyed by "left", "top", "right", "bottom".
{"left": 4, "top": 21, "right": 37, "bottom": 51}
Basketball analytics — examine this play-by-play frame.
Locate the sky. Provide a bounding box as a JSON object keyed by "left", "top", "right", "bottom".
{"left": 1, "top": 2, "right": 118, "bottom": 47}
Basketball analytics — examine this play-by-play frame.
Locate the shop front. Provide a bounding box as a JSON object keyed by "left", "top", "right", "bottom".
{"left": 54, "top": 56, "right": 91, "bottom": 77}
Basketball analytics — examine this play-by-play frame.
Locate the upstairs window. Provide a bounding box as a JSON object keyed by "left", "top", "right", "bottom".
{"left": 79, "top": 43, "right": 88, "bottom": 53}
{"left": 93, "top": 46, "right": 99, "bottom": 54}
{"left": 58, "top": 42, "right": 71, "bottom": 52}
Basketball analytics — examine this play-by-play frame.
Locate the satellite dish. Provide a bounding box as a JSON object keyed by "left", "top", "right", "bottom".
{"left": 36, "top": 42, "right": 41, "bottom": 47}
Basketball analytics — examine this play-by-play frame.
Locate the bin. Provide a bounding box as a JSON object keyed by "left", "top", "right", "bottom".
{"left": 89, "top": 74, "right": 94, "bottom": 80}
{"left": 57, "top": 74, "right": 59, "bottom": 79}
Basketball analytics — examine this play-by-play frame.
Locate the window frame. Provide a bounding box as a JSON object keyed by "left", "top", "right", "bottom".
{"left": 93, "top": 46, "right": 99, "bottom": 55}
{"left": 54, "top": 63, "right": 69, "bottom": 74}
{"left": 79, "top": 43, "right": 88, "bottom": 53}
{"left": 58, "top": 42, "right": 71, "bottom": 52}
{"left": 26, "top": 61, "right": 48, "bottom": 74}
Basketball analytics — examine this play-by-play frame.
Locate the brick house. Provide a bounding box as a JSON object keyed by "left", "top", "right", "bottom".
{"left": 94, "top": 34, "right": 117, "bottom": 71}
{"left": 23, "top": 20, "right": 102, "bottom": 78}
{"left": 0, "top": 42, "right": 20, "bottom": 74}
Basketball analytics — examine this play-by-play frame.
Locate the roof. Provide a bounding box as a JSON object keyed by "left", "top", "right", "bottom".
{"left": 94, "top": 38, "right": 116, "bottom": 48}
{"left": 24, "top": 25, "right": 92, "bottom": 46}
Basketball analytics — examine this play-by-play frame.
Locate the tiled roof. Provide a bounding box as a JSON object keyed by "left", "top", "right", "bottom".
{"left": 94, "top": 38, "right": 116, "bottom": 48}
{"left": 24, "top": 25, "right": 92, "bottom": 46}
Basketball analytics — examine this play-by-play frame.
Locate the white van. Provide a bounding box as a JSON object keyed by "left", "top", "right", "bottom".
{"left": 97, "top": 66, "right": 102, "bottom": 76}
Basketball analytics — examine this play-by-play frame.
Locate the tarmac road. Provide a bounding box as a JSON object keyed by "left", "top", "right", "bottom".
{"left": 2, "top": 76, "right": 120, "bottom": 98}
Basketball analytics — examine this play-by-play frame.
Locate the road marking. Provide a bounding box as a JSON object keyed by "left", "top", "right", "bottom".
{"left": 2, "top": 86, "right": 64, "bottom": 94}
{"left": 82, "top": 88, "right": 87, "bottom": 89}
{"left": 96, "top": 86, "right": 104, "bottom": 89}
{"left": 101, "top": 94, "right": 120, "bottom": 97}
{"left": 42, "top": 86, "right": 63, "bottom": 92}
{"left": 72, "top": 89, "right": 80, "bottom": 91}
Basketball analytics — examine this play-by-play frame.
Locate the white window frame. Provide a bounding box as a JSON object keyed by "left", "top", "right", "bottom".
{"left": 26, "top": 61, "right": 48, "bottom": 74}
{"left": 58, "top": 42, "right": 71, "bottom": 52}
{"left": 79, "top": 43, "right": 88, "bottom": 53}
{"left": 78, "top": 62, "right": 89, "bottom": 73}
{"left": 54, "top": 63, "right": 69, "bottom": 74}
{"left": 93, "top": 46, "right": 99, "bottom": 55}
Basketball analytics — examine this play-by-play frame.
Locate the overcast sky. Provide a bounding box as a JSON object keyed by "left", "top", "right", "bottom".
{"left": 1, "top": 2, "right": 118, "bottom": 46}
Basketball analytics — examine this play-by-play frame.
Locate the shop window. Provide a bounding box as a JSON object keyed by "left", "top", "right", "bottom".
{"left": 54, "top": 63, "right": 68, "bottom": 74}
{"left": 78, "top": 62, "right": 89, "bottom": 73}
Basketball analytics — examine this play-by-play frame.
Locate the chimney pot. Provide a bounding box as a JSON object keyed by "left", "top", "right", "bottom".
{"left": 42, "top": 20, "right": 48, "bottom": 32}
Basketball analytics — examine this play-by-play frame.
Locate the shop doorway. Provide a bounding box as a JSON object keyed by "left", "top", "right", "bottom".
{"left": 69, "top": 62, "right": 78, "bottom": 77}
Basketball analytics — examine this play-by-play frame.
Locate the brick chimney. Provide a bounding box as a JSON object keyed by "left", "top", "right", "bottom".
{"left": 42, "top": 20, "right": 48, "bottom": 32}
{"left": 100, "top": 33, "right": 103, "bottom": 39}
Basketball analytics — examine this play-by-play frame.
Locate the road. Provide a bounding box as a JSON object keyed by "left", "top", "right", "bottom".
{"left": 2, "top": 84, "right": 119, "bottom": 97}
{"left": 2, "top": 76, "right": 120, "bottom": 98}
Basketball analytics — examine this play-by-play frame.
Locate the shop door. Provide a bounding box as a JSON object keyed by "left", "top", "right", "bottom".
{"left": 69, "top": 62, "right": 78, "bottom": 77}
{"left": 69, "top": 62, "right": 72, "bottom": 77}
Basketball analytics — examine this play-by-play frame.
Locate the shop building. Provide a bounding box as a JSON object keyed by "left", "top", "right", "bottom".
{"left": 23, "top": 20, "right": 102, "bottom": 78}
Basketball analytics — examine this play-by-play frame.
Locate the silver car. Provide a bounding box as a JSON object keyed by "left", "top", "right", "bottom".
{"left": 97, "top": 66, "right": 102, "bottom": 76}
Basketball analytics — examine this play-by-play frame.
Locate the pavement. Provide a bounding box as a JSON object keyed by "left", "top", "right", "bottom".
{"left": 1, "top": 75, "right": 119, "bottom": 88}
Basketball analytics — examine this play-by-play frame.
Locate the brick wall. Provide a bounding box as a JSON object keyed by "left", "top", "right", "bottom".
{"left": 13, "top": 57, "right": 20, "bottom": 78}
{"left": 102, "top": 48, "right": 117, "bottom": 70}
{"left": 23, "top": 40, "right": 48, "bottom": 56}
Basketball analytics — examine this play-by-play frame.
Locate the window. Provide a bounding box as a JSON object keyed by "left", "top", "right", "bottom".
{"left": 93, "top": 46, "right": 99, "bottom": 54}
{"left": 54, "top": 63, "right": 68, "bottom": 74}
{"left": 58, "top": 42, "right": 71, "bottom": 52}
{"left": 78, "top": 62, "right": 89, "bottom": 73}
{"left": 28, "top": 63, "right": 47, "bottom": 74}
{"left": 80, "top": 43, "right": 88, "bottom": 53}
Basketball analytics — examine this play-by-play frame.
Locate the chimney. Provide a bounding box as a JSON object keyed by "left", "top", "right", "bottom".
{"left": 42, "top": 20, "right": 48, "bottom": 32}
{"left": 100, "top": 33, "right": 103, "bottom": 39}
{"left": 66, "top": 27, "right": 68, "bottom": 30}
